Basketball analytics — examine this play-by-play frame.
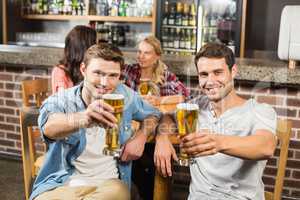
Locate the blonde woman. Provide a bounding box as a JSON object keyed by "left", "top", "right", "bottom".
{"left": 121, "top": 36, "right": 189, "bottom": 100}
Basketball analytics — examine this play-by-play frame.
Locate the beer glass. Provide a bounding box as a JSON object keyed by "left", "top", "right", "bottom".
{"left": 176, "top": 103, "right": 199, "bottom": 166}
{"left": 102, "top": 93, "right": 124, "bottom": 158}
{"left": 137, "top": 79, "right": 160, "bottom": 96}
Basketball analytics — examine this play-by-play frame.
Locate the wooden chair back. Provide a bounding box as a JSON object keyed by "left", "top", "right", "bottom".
{"left": 20, "top": 79, "right": 50, "bottom": 200}
{"left": 20, "top": 107, "right": 40, "bottom": 200}
{"left": 21, "top": 79, "right": 50, "bottom": 107}
{"left": 265, "top": 119, "right": 292, "bottom": 200}
{"left": 153, "top": 119, "right": 292, "bottom": 200}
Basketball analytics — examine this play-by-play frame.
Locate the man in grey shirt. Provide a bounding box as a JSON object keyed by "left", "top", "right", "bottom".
{"left": 154, "top": 43, "right": 277, "bottom": 200}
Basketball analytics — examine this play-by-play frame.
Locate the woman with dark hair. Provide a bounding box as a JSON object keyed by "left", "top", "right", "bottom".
{"left": 51, "top": 25, "right": 96, "bottom": 93}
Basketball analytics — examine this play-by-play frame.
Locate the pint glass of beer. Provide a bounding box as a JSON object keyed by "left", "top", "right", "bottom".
{"left": 176, "top": 103, "right": 199, "bottom": 166}
{"left": 102, "top": 93, "right": 124, "bottom": 158}
{"left": 137, "top": 79, "right": 160, "bottom": 96}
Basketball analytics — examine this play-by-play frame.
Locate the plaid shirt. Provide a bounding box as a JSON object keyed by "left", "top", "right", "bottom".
{"left": 121, "top": 63, "right": 189, "bottom": 97}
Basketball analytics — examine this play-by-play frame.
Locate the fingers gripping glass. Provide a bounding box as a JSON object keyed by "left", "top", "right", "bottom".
{"left": 176, "top": 103, "right": 199, "bottom": 166}
{"left": 102, "top": 93, "right": 124, "bottom": 158}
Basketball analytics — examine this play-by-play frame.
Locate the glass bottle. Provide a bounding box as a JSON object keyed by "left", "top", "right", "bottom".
{"left": 175, "top": 2, "right": 183, "bottom": 26}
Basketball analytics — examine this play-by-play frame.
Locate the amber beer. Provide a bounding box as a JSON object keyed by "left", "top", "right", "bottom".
{"left": 138, "top": 79, "right": 160, "bottom": 96}
{"left": 102, "top": 93, "right": 124, "bottom": 157}
{"left": 176, "top": 103, "right": 199, "bottom": 166}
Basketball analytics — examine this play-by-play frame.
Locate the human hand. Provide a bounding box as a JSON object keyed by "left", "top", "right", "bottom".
{"left": 154, "top": 134, "right": 178, "bottom": 177}
{"left": 84, "top": 99, "right": 118, "bottom": 128}
{"left": 120, "top": 132, "right": 148, "bottom": 162}
{"left": 181, "top": 130, "right": 221, "bottom": 157}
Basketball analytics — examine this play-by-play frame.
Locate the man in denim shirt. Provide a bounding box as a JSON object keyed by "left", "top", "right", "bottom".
{"left": 31, "top": 44, "right": 161, "bottom": 200}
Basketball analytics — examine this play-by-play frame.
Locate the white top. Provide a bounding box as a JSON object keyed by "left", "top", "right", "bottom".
{"left": 189, "top": 97, "right": 277, "bottom": 200}
{"left": 66, "top": 126, "right": 118, "bottom": 187}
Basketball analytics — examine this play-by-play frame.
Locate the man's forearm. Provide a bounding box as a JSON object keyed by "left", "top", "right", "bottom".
{"left": 44, "top": 112, "right": 89, "bottom": 140}
{"left": 218, "top": 131, "right": 277, "bottom": 160}
{"left": 157, "top": 114, "right": 177, "bottom": 135}
{"left": 139, "top": 115, "right": 160, "bottom": 136}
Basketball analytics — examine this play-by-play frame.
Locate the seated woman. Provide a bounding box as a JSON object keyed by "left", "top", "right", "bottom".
{"left": 121, "top": 35, "right": 189, "bottom": 200}
{"left": 121, "top": 35, "right": 189, "bottom": 100}
{"left": 51, "top": 25, "right": 96, "bottom": 93}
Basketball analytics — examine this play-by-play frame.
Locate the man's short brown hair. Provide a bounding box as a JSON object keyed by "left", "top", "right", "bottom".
{"left": 194, "top": 43, "right": 235, "bottom": 70}
{"left": 83, "top": 43, "right": 124, "bottom": 68}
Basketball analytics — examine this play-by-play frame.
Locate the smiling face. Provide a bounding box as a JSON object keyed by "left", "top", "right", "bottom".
{"left": 137, "top": 41, "right": 160, "bottom": 69}
{"left": 197, "top": 57, "right": 237, "bottom": 102}
{"left": 81, "top": 58, "right": 121, "bottom": 100}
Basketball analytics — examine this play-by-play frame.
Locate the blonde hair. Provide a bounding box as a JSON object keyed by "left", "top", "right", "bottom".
{"left": 141, "top": 36, "right": 167, "bottom": 85}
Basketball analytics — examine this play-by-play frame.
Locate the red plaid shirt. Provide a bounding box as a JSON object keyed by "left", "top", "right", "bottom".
{"left": 121, "top": 63, "right": 189, "bottom": 97}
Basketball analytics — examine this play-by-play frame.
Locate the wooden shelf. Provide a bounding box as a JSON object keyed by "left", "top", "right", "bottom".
{"left": 22, "top": 14, "right": 153, "bottom": 23}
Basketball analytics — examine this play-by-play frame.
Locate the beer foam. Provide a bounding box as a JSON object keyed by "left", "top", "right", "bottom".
{"left": 102, "top": 93, "right": 124, "bottom": 100}
{"left": 176, "top": 103, "right": 199, "bottom": 111}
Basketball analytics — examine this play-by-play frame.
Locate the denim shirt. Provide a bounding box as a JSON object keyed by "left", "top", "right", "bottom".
{"left": 30, "top": 83, "right": 161, "bottom": 200}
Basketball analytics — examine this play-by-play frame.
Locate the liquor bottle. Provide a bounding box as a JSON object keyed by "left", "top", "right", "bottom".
{"left": 185, "top": 29, "right": 192, "bottom": 50}
{"left": 57, "top": 0, "right": 64, "bottom": 14}
{"left": 162, "top": 28, "right": 169, "bottom": 48}
{"left": 37, "top": 0, "right": 43, "bottom": 14}
{"left": 168, "top": 3, "right": 175, "bottom": 25}
{"left": 110, "top": 0, "right": 119, "bottom": 16}
{"left": 89, "top": 0, "right": 97, "bottom": 15}
{"left": 118, "top": 26, "right": 126, "bottom": 46}
{"left": 168, "top": 28, "right": 174, "bottom": 48}
{"left": 43, "top": 0, "right": 48, "bottom": 15}
{"left": 119, "top": 0, "right": 128, "bottom": 17}
{"left": 191, "top": 29, "right": 196, "bottom": 50}
{"left": 162, "top": 1, "right": 169, "bottom": 25}
{"left": 179, "top": 29, "right": 185, "bottom": 49}
{"left": 72, "top": 0, "right": 79, "bottom": 15}
{"left": 188, "top": 3, "right": 196, "bottom": 26}
{"left": 175, "top": 2, "right": 183, "bottom": 26}
{"left": 173, "top": 28, "right": 180, "bottom": 49}
{"left": 182, "top": 3, "right": 189, "bottom": 26}
{"left": 78, "top": 0, "right": 86, "bottom": 15}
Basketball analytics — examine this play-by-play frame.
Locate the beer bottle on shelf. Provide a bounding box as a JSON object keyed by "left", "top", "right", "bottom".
{"left": 110, "top": 0, "right": 119, "bottom": 16}
{"left": 162, "top": 28, "right": 169, "bottom": 48}
{"left": 119, "top": 0, "right": 127, "bottom": 17}
{"left": 162, "top": 1, "right": 169, "bottom": 25}
{"left": 58, "top": 0, "right": 64, "bottom": 14}
{"left": 89, "top": 0, "right": 97, "bottom": 15}
{"left": 37, "top": 0, "right": 43, "bottom": 14}
{"left": 185, "top": 29, "right": 192, "bottom": 50}
{"left": 42, "top": 0, "right": 48, "bottom": 14}
{"left": 168, "top": 3, "right": 175, "bottom": 25}
{"left": 188, "top": 3, "right": 196, "bottom": 26}
{"left": 175, "top": 2, "right": 183, "bottom": 26}
{"left": 179, "top": 29, "right": 185, "bottom": 49}
{"left": 182, "top": 3, "right": 189, "bottom": 26}
{"left": 72, "top": 0, "right": 79, "bottom": 15}
{"left": 168, "top": 28, "right": 174, "bottom": 48}
{"left": 174, "top": 28, "right": 180, "bottom": 49}
{"left": 191, "top": 29, "right": 196, "bottom": 50}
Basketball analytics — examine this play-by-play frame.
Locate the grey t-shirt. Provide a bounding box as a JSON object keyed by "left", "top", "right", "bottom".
{"left": 189, "top": 97, "right": 277, "bottom": 200}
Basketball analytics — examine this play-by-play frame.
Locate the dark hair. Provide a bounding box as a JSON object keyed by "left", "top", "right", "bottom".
{"left": 59, "top": 25, "right": 96, "bottom": 84}
{"left": 194, "top": 43, "right": 235, "bottom": 70}
{"left": 83, "top": 43, "right": 124, "bottom": 68}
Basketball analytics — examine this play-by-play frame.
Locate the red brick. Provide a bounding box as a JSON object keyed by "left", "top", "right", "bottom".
{"left": 0, "top": 99, "right": 3, "bottom": 105}
{"left": 274, "top": 148, "right": 294, "bottom": 158}
{"left": 273, "top": 107, "right": 297, "bottom": 117}
{"left": 5, "top": 83, "right": 21, "bottom": 90}
{"left": 0, "top": 132, "right": 5, "bottom": 138}
{"left": 6, "top": 148, "right": 21, "bottom": 155}
{"left": 270, "top": 87, "right": 299, "bottom": 96}
{"left": 0, "top": 107, "right": 15, "bottom": 115}
{"left": 14, "top": 92, "right": 22, "bottom": 99}
{"left": 5, "top": 67, "right": 24, "bottom": 73}
{"left": 289, "top": 140, "right": 300, "bottom": 149}
{"left": 6, "top": 116, "right": 19, "bottom": 124}
{"left": 0, "top": 82, "right": 3, "bottom": 89}
{"left": 5, "top": 100, "right": 22, "bottom": 107}
{"left": 262, "top": 176, "right": 275, "bottom": 185}
{"left": 0, "top": 74, "right": 13, "bottom": 81}
{"left": 292, "top": 170, "right": 300, "bottom": 179}
{"left": 6, "top": 133, "right": 20, "bottom": 140}
{"left": 0, "top": 91, "right": 13, "bottom": 98}
{"left": 295, "top": 151, "right": 300, "bottom": 159}
{"left": 0, "top": 139, "right": 14, "bottom": 146}
{"left": 0, "top": 123, "right": 15, "bottom": 131}
{"left": 0, "top": 115, "right": 4, "bottom": 122}
{"left": 291, "top": 190, "right": 300, "bottom": 198}
{"left": 284, "top": 179, "right": 300, "bottom": 188}
{"left": 286, "top": 159, "right": 300, "bottom": 168}
{"left": 291, "top": 120, "right": 300, "bottom": 129}
{"left": 287, "top": 98, "right": 300, "bottom": 107}
{"left": 267, "top": 157, "right": 277, "bottom": 166}
{"left": 257, "top": 96, "right": 284, "bottom": 106}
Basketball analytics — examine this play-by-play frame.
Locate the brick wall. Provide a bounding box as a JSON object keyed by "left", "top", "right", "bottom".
{"left": 0, "top": 64, "right": 300, "bottom": 199}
